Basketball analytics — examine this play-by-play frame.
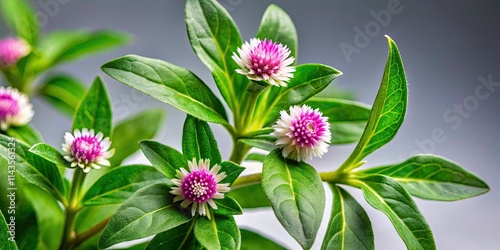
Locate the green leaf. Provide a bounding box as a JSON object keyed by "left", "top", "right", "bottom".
{"left": 360, "top": 155, "right": 490, "bottom": 201}
{"left": 23, "top": 183, "right": 64, "bottom": 250}
{"left": 257, "top": 64, "right": 343, "bottom": 127}
{"left": 245, "top": 153, "right": 267, "bottom": 162}
{"left": 321, "top": 184, "right": 374, "bottom": 250}
{"left": 340, "top": 36, "right": 407, "bottom": 171}
{"left": 185, "top": 0, "right": 248, "bottom": 113}
{"left": 38, "top": 74, "right": 86, "bottom": 116}
{"left": 75, "top": 205, "right": 118, "bottom": 234}
{"left": 262, "top": 149, "right": 325, "bottom": 249}
{"left": 73, "top": 76, "right": 113, "bottom": 137}
{"left": 29, "top": 143, "right": 70, "bottom": 168}
{"left": 213, "top": 196, "right": 243, "bottom": 216}
{"left": 110, "top": 109, "right": 164, "bottom": 167}
{"left": 355, "top": 175, "right": 435, "bottom": 250}
{"left": 306, "top": 97, "right": 371, "bottom": 144}
{"left": 182, "top": 115, "right": 222, "bottom": 164}
{"left": 0, "top": 0, "right": 38, "bottom": 45}
{"left": 256, "top": 4, "right": 298, "bottom": 62}
{"left": 82, "top": 165, "right": 167, "bottom": 206}
{"left": 0, "top": 211, "right": 17, "bottom": 250}
{"left": 101, "top": 54, "right": 228, "bottom": 125}
{"left": 98, "top": 183, "right": 191, "bottom": 249}
{"left": 228, "top": 184, "right": 271, "bottom": 209}
{"left": 0, "top": 135, "right": 66, "bottom": 203}
{"left": 5, "top": 125, "right": 43, "bottom": 146}
{"left": 241, "top": 228, "right": 286, "bottom": 250}
{"left": 219, "top": 161, "right": 245, "bottom": 185}
{"left": 139, "top": 140, "right": 186, "bottom": 179}
{"left": 38, "top": 30, "right": 129, "bottom": 70}
{"left": 147, "top": 220, "right": 198, "bottom": 250}
{"left": 194, "top": 215, "right": 241, "bottom": 250}
{"left": 239, "top": 136, "right": 277, "bottom": 152}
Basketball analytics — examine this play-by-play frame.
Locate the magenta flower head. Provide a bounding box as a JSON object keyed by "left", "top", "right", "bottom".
{"left": 272, "top": 104, "right": 331, "bottom": 162}
{"left": 232, "top": 38, "right": 295, "bottom": 87}
{"left": 62, "top": 128, "right": 115, "bottom": 173}
{"left": 0, "top": 86, "right": 34, "bottom": 131}
{"left": 170, "top": 158, "right": 230, "bottom": 219}
{"left": 0, "top": 37, "right": 30, "bottom": 69}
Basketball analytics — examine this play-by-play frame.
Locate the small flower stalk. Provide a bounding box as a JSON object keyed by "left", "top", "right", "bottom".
{"left": 0, "top": 86, "right": 34, "bottom": 131}
{"left": 62, "top": 128, "right": 115, "bottom": 173}
{"left": 0, "top": 37, "right": 30, "bottom": 69}
{"left": 232, "top": 38, "right": 295, "bottom": 87}
{"left": 272, "top": 105, "right": 331, "bottom": 162}
{"left": 170, "top": 158, "right": 230, "bottom": 219}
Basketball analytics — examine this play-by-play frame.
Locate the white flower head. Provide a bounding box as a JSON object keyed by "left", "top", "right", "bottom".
{"left": 170, "top": 158, "right": 230, "bottom": 219}
{"left": 62, "top": 128, "right": 115, "bottom": 173}
{"left": 232, "top": 38, "right": 295, "bottom": 87}
{"left": 0, "top": 86, "right": 34, "bottom": 131}
{"left": 272, "top": 105, "right": 331, "bottom": 162}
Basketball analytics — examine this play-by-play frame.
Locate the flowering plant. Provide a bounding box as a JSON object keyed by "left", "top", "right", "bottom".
{"left": 0, "top": 0, "right": 490, "bottom": 250}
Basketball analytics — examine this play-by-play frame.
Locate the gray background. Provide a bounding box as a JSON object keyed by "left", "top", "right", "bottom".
{"left": 1, "top": 0, "right": 499, "bottom": 249}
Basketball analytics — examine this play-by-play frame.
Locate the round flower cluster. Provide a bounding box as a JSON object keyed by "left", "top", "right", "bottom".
{"left": 0, "top": 37, "right": 30, "bottom": 68}
{"left": 0, "top": 86, "right": 34, "bottom": 131}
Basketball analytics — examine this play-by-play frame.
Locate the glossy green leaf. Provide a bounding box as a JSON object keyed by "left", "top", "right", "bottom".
{"left": 219, "top": 161, "right": 245, "bottom": 185}
{"left": 29, "top": 143, "right": 70, "bottom": 168}
{"left": 183, "top": 115, "right": 222, "bottom": 164}
{"left": 98, "top": 183, "right": 191, "bottom": 249}
{"left": 257, "top": 64, "right": 342, "bottom": 126}
{"left": 82, "top": 165, "right": 166, "bottom": 206}
{"left": 110, "top": 109, "right": 164, "bottom": 167}
{"left": 241, "top": 229, "right": 286, "bottom": 250}
{"left": 306, "top": 97, "right": 371, "bottom": 144}
{"left": 256, "top": 4, "right": 298, "bottom": 62}
{"left": 0, "top": 135, "right": 66, "bottom": 203}
{"left": 101, "top": 54, "right": 228, "bottom": 125}
{"left": 185, "top": 0, "right": 249, "bottom": 113}
{"left": 38, "top": 30, "right": 129, "bottom": 70}
{"left": 213, "top": 196, "right": 243, "bottom": 216}
{"left": 360, "top": 155, "right": 490, "bottom": 201}
{"left": 0, "top": 0, "right": 38, "bottom": 45}
{"left": 239, "top": 136, "right": 276, "bottom": 152}
{"left": 23, "top": 183, "right": 64, "bottom": 250}
{"left": 139, "top": 140, "right": 185, "bottom": 179}
{"left": 321, "top": 184, "right": 374, "bottom": 250}
{"left": 194, "top": 215, "right": 241, "bottom": 250}
{"left": 262, "top": 149, "right": 325, "bottom": 249}
{"left": 355, "top": 175, "right": 435, "bottom": 250}
{"left": 245, "top": 153, "right": 267, "bottom": 162}
{"left": 0, "top": 211, "right": 17, "bottom": 250}
{"left": 228, "top": 183, "right": 270, "bottom": 209}
{"left": 5, "top": 125, "right": 43, "bottom": 146}
{"left": 340, "top": 36, "right": 407, "bottom": 171}
{"left": 147, "top": 220, "right": 198, "bottom": 250}
{"left": 38, "top": 74, "right": 86, "bottom": 116}
{"left": 73, "top": 77, "right": 113, "bottom": 137}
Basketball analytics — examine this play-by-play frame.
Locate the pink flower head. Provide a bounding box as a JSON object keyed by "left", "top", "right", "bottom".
{"left": 62, "top": 128, "right": 115, "bottom": 173}
{"left": 272, "top": 105, "right": 331, "bottom": 162}
{"left": 0, "top": 86, "right": 34, "bottom": 130}
{"left": 0, "top": 37, "right": 30, "bottom": 68}
{"left": 170, "top": 158, "right": 230, "bottom": 219}
{"left": 232, "top": 38, "right": 295, "bottom": 87}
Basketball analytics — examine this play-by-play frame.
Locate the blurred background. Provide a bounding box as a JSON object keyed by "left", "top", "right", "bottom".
{"left": 1, "top": 0, "right": 499, "bottom": 249}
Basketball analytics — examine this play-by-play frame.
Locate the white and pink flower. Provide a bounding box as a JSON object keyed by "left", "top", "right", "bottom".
{"left": 170, "top": 158, "right": 230, "bottom": 219}
{"left": 62, "top": 128, "right": 115, "bottom": 173}
{"left": 0, "top": 37, "right": 30, "bottom": 68}
{"left": 272, "top": 105, "right": 331, "bottom": 162}
{"left": 0, "top": 86, "right": 34, "bottom": 131}
{"left": 232, "top": 38, "right": 295, "bottom": 87}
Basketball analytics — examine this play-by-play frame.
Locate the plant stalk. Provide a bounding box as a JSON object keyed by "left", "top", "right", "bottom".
{"left": 60, "top": 169, "right": 86, "bottom": 250}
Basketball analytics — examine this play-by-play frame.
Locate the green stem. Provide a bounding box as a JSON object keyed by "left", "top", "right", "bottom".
{"left": 232, "top": 173, "right": 262, "bottom": 189}
{"left": 60, "top": 169, "right": 86, "bottom": 250}
{"left": 73, "top": 216, "right": 111, "bottom": 249}
{"left": 241, "top": 81, "right": 268, "bottom": 134}
{"left": 229, "top": 140, "right": 251, "bottom": 165}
